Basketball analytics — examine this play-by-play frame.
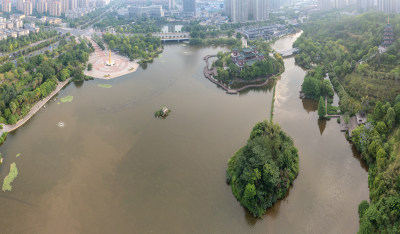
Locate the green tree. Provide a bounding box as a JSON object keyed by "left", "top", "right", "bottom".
{"left": 358, "top": 200, "right": 369, "bottom": 219}
{"left": 87, "top": 63, "right": 93, "bottom": 71}
{"left": 236, "top": 32, "right": 242, "bottom": 40}
{"left": 318, "top": 96, "right": 326, "bottom": 119}
{"left": 384, "top": 107, "right": 395, "bottom": 130}
{"left": 376, "top": 148, "right": 387, "bottom": 171}
{"left": 226, "top": 121, "right": 299, "bottom": 217}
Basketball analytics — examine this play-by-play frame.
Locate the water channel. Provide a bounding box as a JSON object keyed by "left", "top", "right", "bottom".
{"left": 0, "top": 33, "right": 368, "bottom": 233}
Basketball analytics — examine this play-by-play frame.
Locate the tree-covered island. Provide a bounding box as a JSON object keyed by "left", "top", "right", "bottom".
{"left": 212, "top": 40, "right": 284, "bottom": 87}
{"left": 226, "top": 121, "right": 299, "bottom": 217}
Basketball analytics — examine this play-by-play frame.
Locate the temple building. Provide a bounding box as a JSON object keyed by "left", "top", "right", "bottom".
{"left": 231, "top": 46, "right": 265, "bottom": 68}
{"left": 383, "top": 17, "right": 394, "bottom": 47}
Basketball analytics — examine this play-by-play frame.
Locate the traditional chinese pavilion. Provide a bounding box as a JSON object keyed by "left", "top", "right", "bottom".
{"left": 383, "top": 16, "right": 394, "bottom": 47}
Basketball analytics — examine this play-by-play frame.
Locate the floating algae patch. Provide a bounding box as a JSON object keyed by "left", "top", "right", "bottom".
{"left": 2, "top": 162, "right": 18, "bottom": 192}
{"left": 60, "top": 96, "right": 73, "bottom": 103}
{"left": 98, "top": 84, "right": 112, "bottom": 88}
{"left": 16, "top": 153, "right": 21, "bottom": 158}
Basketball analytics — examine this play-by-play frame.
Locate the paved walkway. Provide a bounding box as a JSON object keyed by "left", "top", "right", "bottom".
{"left": 84, "top": 37, "right": 139, "bottom": 79}
{"left": 0, "top": 78, "right": 70, "bottom": 135}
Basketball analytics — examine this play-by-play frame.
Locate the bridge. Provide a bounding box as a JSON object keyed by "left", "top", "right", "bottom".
{"left": 278, "top": 48, "right": 300, "bottom": 57}
{"left": 152, "top": 33, "right": 190, "bottom": 42}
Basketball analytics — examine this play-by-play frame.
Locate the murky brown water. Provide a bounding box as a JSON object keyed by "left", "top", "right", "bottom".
{"left": 0, "top": 33, "right": 368, "bottom": 233}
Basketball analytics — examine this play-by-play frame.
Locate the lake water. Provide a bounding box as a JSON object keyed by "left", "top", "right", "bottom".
{"left": 0, "top": 33, "right": 368, "bottom": 233}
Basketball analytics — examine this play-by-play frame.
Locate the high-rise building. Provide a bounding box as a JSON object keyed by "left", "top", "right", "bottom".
{"left": 377, "top": 0, "right": 400, "bottom": 14}
{"left": 61, "top": 0, "right": 69, "bottom": 13}
{"left": 78, "top": 0, "right": 89, "bottom": 8}
{"left": 357, "top": 0, "right": 373, "bottom": 13}
{"left": 2, "top": 0, "right": 11, "bottom": 12}
{"left": 249, "top": 0, "right": 268, "bottom": 21}
{"left": 168, "top": 0, "right": 174, "bottom": 10}
{"left": 226, "top": 0, "right": 268, "bottom": 23}
{"left": 334, "top": 0, "right": 347, "bottom": 8}
{"left": 70, "top": 0, "right": 78, "bottom": 10}
{"left": 49, "top": 1, "right": 62, "bottom": 16}
{"left": 23, "top": 1, "right": 33, "bottom": 15}
{"left": 183, "top": 0, "right": 195, "bottom": 13}
{"left": 317, "top": 0, "right": 332, "bottom": 10}
{"left": 269, "top": 0, "right": 280, "bottom": 10}
{"left": 17, "top": 0, "right": 25, "bottom": 11}
{"left": 224, "top": 0, "right": 230, "bottom": 16}
{"left": 37, "top": 0, "right": 47, "bottom": 13}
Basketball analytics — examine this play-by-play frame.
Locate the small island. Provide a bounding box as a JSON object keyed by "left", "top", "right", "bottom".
{"left": 212, "top": 42, "right": 284, "bottom": 87}
{"left": 226, "top": 120, "right": 299, "bottom": 217}
{"left": 154, "top": 107, "right": 171, "bottom": 118}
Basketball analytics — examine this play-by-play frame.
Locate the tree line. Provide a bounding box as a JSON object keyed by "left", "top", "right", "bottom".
{"left": 0, "top": 36, "right": 93, "bottom": 125}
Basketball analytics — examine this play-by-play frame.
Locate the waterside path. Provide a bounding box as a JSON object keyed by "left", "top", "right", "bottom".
{"left": 0, "top": 78, "right": 71, "bottom": 135}
{"left": 203, "top": 55, "right": 272, "bottom": 94}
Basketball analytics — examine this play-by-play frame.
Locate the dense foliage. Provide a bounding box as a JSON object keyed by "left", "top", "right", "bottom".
{"left": 294, "top": 12, "right": 400, "bottom": 108}
{"left": 0, "top": 37, "right": 93, "bottom": 125}
{"left": 213, "top": 41, "right": 283, "bottom": 84}
{"left": 351, "top": 97, "right": 400, "bottom": 233}
{"left": 318, "top": 96, "right": 326, "bottom": 119}
{"left": 0, "top": 30, "right": 58, "bottom": 52}
{"left": 296, "top": 12, "right": 400, "bottom": 232}
{"left": 183, "top": 22, "right": 233, "bottom": 39}
{"left": 301, "top": 66, "right": 334, "bottom": 100}
{"left": 102, "top": 33, "right": 162, "bottom": 62}
{"left": 189, "top": 37, "right": 239, "bottom": 46}
{"left": 93, "top": 14, "right": 163, "bottom": 33}
{"left": 226, "top": 121, "right": 299, "bottom": 217}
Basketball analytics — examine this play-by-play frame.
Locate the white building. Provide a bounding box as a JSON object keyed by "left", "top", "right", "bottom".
{"left": 129, "top": 5, "right": 164, "bottom": 18}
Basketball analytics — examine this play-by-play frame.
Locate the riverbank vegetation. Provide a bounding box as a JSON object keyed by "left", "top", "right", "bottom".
{"left": 294, "top": 12, "right": 400, "bottom": 107}
{"left": 0, "top": 36, "right": 93, "bottom": 125}
{"left": 2, "top": 162, "right": 18, "bottom": 192}
{"left": 226, "top": 121, "right": 299, "bottom": 217}
{"left": 295, "top": 11, "right": 400, "bottom": 232}
{"left": 189, "top": 37, "right": 239, "bottom": 46}
{"left": 0, "top": 132, "right": 8, "bottom": 144}
{"left": 213, "top": 41, "right": 283, "bottom": 85}
{"left": 102, "top": 33, "right": 162, "bottom": 63}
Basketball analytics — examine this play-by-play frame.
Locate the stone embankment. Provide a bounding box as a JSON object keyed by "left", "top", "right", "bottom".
{"left": 0, "top": 79, "right": 71, "bottom": 135}
{"left": 203, "top": 55, "right": 271, "bottom": 94}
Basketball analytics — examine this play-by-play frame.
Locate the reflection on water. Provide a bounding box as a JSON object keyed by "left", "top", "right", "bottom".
{"left": 318, "top": 119, "right": 327, "bottom": 135}
{"left": 302, "top": 98, "right": 318, "bottom": 113}
{"left": 0, "top": 34, "right": 369, "bottom": 234}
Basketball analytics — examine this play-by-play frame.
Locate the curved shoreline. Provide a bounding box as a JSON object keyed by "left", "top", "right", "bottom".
{"left": 0, "top": 78, "right": 71, "bottom": 136}
{"left": 203, "top": 55, "right": 272, "bottom": 94}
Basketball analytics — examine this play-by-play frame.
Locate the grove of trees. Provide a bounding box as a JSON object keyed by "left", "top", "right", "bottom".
{"left": 226, "top": 121, "right": 299, "bottom": 217}
{"left": 102, "top": 33, "right": 162, "bottom": 62}
{"left": 0, "top": 36, "right": 93, "bottom": 125}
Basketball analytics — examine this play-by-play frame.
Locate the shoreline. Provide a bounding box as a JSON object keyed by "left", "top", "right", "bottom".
{"left": 203, "top": 55, "right": 278, "bottom": 94}
{"left": 0, "top": 78, "right": 71, "bottom": 135}
{"left": 84, "top": 37, "right": 140, "bottom": 80}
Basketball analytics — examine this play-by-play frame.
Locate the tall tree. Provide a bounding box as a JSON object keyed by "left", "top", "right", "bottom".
{"left": 318, "top": 96, "right": 326, "bottom": 119}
